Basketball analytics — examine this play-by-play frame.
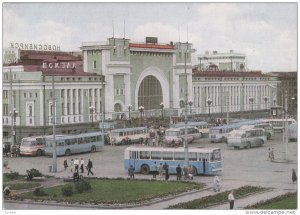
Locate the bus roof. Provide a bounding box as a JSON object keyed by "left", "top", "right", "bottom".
{"left": 124, "top": 146, "right": 220, "bottom": 153}
{"left": 110, "top": 127, "right": 147, "bottom": 132}
{"left": 210, "top": 119, "right": 265, "bottom": 130}
{"left": 171, "top": 121, "right": 208, "bottom": 128}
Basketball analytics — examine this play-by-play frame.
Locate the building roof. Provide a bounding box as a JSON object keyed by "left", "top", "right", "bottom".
{"left": 20, "top": 50, "right": 82, "bottom": 62}
{"left": 192, "top": 68, "right": 268, "bottom": 77}
{"left": 129, "top": 43, "right": 175, "bottom": 50}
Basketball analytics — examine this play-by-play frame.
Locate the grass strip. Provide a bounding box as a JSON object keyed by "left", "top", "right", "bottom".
{"left": 4, "top": 182, "right": 41, "bottom": 190}
{"left": 168, "top": 185, "right": 268, "bottom": 209}
{"left": 244, "top": 192, "right": 297, "bottom": 209}
{"left": 18, "top": 178, "right": 205, "bottom": 204}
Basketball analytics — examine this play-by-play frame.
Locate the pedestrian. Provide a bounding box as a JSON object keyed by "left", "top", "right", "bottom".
{"left": 176, "top": 164, "right": 182, "bottom": 181}
{"left": 152, "top": 162, "right": 158, "bottom": 179}
{"left": 228, "top": 190, "right": 235, "bottom": 209}
{"left": 80, "top": 158, "right": 85, "bottom": 173}
{"left": 87, "top": 159, "right": 94, "bottom": 176}
{"left": 128, "top": 165, "right": 135, "bottom": 179}
{"left": 3, "top": 159, "right": 9, "bottom": 171}
{"left": 63, "top": 159, "right": 68, "bottom": 171}
{"left": 270, "top": 148, "right": 275, "bottom": 161}
{"left": 292, "top": 168, "right": 297, "bottom": 184}
{"left": 70, "top": 159, "right": 74, "bottom": 172}
{"left": 158, "top": 163, "right": 164, "bottom": 178}
{"left": 188, "top": 165, "right": 194, "bottom": 180}
{"left": 266, "top": 148, "right": 272, "bottom": 161}
{"left": 163, "top": 162, "right": 169, "bottom": 181}
{"left": 74, "top": 158, "right": 79, "bottom": 173}
{"left": 213, "top": 176, "right": 221, "bottom": 192}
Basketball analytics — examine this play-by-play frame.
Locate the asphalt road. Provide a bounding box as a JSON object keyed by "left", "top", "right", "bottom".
{"left": 3, "top": 133, "right": 298, "bottom": 210}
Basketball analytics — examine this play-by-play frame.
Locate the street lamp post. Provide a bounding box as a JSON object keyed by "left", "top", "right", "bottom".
{"left": 263, "top": 96, "right": 268, "bottom": 117}
{"left": 160, "top": 103, "right": 164, "bottom": 120}
{"left": 249, "top": 97, "right": 254, "bottom": 113}
{"left": 207, "top": 98, "right": 212, "bottom": 117}
{"left": 139, "top": 106, "right": 144, "bottom": 126}
{"left": 89, "top": 106, "right": 95, "bottom": 127}
{"left": 128, "top": 105, "right": 132, "bottom": 121}
{"left": 188, "top": 101, "right": 193, "bottom": 114}
{"left": 10, "top": 108, "right": 18, "bottom": 150}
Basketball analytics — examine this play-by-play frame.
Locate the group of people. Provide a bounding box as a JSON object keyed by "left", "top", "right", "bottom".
{"left": 63, "top": 158, "right": 94, "bottom": 176}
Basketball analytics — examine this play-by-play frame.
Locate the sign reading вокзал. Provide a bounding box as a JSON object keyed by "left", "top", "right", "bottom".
{"left": 10, "top": 42, "right": 60, "bottom": 51}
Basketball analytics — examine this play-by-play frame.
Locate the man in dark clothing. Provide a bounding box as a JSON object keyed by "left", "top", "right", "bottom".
{"left": 163, "top": 162, "right": 169, "bottom": 181}
{"left": 87, "top": 159, "right": 94, "bottom": 176}
{"left": 176, "top": 164, "right": 182, "bottom": 181}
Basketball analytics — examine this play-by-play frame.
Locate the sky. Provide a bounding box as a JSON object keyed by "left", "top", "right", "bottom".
{"left": 2, "top": 2, "right": 298, "bottom": 72}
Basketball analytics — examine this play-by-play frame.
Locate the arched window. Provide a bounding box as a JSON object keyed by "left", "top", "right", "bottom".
{"left": 29, "top": 106, "right": 33, "bottom": 117}
{"left": 114, "top": 103, "right": 122, "bottom": 112}
{"left": 138, "top": 75, "right": 162, "bottom": 110}
{"left": 180, "top": 100, "right": 185, "bottom": 108}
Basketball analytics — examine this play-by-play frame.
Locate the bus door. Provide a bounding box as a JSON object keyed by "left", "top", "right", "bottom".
{"left": 202, "top": 153, "right": 209, "bottom": 174}
{"left": 130, "top": 151, "right": 139, "bottom": 170}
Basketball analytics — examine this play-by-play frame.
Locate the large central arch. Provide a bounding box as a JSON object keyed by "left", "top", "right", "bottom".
{"left": 135, "top": 67, "right": 170, "bottom": 110}
{"left": 138, "top": 75, "right": 162, "bottom": 110}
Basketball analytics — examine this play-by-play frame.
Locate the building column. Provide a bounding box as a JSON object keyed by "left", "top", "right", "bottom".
{"left": 64, "top": 89, "right": 67, "bottom": 115}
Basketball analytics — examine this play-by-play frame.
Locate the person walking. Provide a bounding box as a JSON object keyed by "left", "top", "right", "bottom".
{"left": 63, "top": 159, "right": 68, "bottom": 171}
{"left": 213, "top": 176, "right": 221, "bottom": 192}
{"left": 128, "top": 165, "right": 135, "bottom": 180}
{"left": 158, "top": 163, "right": 164, "bottom": 178}
{"left": 292, "top": 168, "right": 297, "bottom": 184}
{"left": 70, "top": 159, "right": 74, "bottom": 172}
{"left": 152, "top": 162, "right": 158, "bottom": 179}
{"left": 267, "top": 148, "right": 272, "bottom": 161}
{"left": 270, "top": 148, "right": 275, "bottom": 161}
{"left": 74, "top": 158, "right": 79, "bottom": 173}
{"left": 176, "top": 164, "right": 182, "bottom": 181}
{"left": 228, "top": 190, "right": 235, "bottom": 209}
{"left": 80, "top": 158, "right": 85, "bottom": 173}
{"left": 164, "top": 162, "right": 169, "bottom": 181}
{"left": 87, "top": 159, "right": 94, "bottom": 176}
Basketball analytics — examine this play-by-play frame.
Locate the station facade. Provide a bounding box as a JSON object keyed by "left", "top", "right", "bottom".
{"left": 3, "top": 36, "right": 287, "bottom": 145}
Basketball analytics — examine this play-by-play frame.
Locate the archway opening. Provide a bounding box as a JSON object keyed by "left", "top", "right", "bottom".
{"left": 138, "top": 75, "right": 163, "bottom": 110}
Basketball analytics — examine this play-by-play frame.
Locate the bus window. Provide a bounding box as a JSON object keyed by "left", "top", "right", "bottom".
{"left": 162, "top": 151, "right": 173, "bottom": 160}
{"left": 84, "top": 137, "right": 91, "bottom": 143}
{"left": 78, "top": 138, "right": 83, "bottom": 144}
{"left": 119, "top": 132, "right": 123, "bottom": 136}
{"left": 96, "top": 135, "right": 102, "bottom": 141}
{"left": 189, "top": 152, "right": 197, "bottom": 161}
{"left": 70, "top": 138, "right": 77, "bottom": 144}
{"left": 202, "top": 153, "right": 209, "bottom": 161}
{"left": 151, "top": 151, "right": 162, "bottom": 160}
{"left": 174, "top": 152, "right": 185, "bottom": 160}
{"left": 140, "top": 151, "right": 150, "bottom": 159}
{"left": 130, "top": 151, "right": 138, "bottom": 159}
{"left": 91, "top": 136, "right": 96, "bottom": 142}
{"left": 65, "top": 139, "right": 71, "bottom": 145}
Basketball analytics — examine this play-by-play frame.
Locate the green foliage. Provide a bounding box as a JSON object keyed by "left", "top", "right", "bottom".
{"left": 61, "top": 184, "right": 74, "bottom": 197}
{"left": 4, "top": 182, "right": 41, "bottom": 190}
{"left": 75, "top": 180, "right": 92, "bottom": 193}
{"left": 4, "top": 172, "right": 20, "bottom": 180}
{"left": 168, "top": 186, "right": 268, "bottom": 209}
{"left": 245, "top": 192, "right": 297, "bottom": 209}
{"left": 33, "top": 187, "right": 47, "bottom": 196}
{"left": 26, "top": 168, "right": 42, "bottom": 181}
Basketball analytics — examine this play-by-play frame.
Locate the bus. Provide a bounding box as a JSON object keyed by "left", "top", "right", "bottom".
{"left": 20, "top": 136, "right": 47, "bottom": 156}
{"left": 240, "top": 123, "right": 274, "bottom": 140}
{"left": 262, "top": 118, "right": 296, "bottom": 132}
{"left": 227, "top": 127, "right": 267, "bottom": 149}
{"left": 209, "top": 119, "right": 265, "bottom": 143}
{"left": 124, "top": 146, "right": 222, "bottom": 175}
{"left": 171, "top": 121, "right": 209, "bottom": 137}
{"left": 287, "top": 122, "right": 298, "bottom": 142}
{"left": 109, "top": 127, "right": 149, "bottom": 145}
{"left": 44, "top": 132, "right": 104, "bottom": 156}
{"left": 163, "top": 126, "right": 201, "bottom": 147}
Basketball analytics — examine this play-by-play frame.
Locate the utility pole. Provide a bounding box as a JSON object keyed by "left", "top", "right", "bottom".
{"left": 184, "top": 43, "right": 189, "bottom": 166}
{"left": 52, "top": 76, "right": 57, "bottom": 172}
{"left": 10, "top": 69, "right": 14, "bottom": 150}
{"left": 284, "top": 90, "right": 288, "bottom": 160}
{"left": 101, "top": 75, "right": 105, "bottom": 146}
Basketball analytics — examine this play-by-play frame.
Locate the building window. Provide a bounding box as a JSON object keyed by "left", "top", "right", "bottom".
{"left": 61, "top": 89, "right": 65, "bottom": 98}
{"left": 13, "top": 74, "right": 17, "bottom": 80}
{"left": 67, "top": 103, "right": 70, "bottom": 115}
{"left": 3, "top": 104, "right": 8, "bottom": 115}
{"left": 29, "top": 93, "right": 33, "bottom": 98}
{"left": 78, "top": 102, "right": 81, "bottom": 114}
{"left": 3, "top": 90, "right": 8, "bottom": 99}
{"left": 50, "top": 92, "right": 53, "bottom": 98}
{"left": 73, "top": 103, "right": 75, "bottom": 114}
{"left": 89, "top": 89, "right": 92, "bottom": 97}
{"left": 35, "top": 92, "right": 38, "bottom": 98}
{"left": 95, "top": 89, "right": 97, "bottom": 97}
{"left": 61, "top": 103, "right": 64, "bottom": 115}
{"left": 30, "top": 118, "right": 32, "bottom": 124}
{"left": 29, "top": 106, "right": 33, "bottom": 117}
{"left": 67, "top": 89, "right": 70, "bottom": 98}
{"left": 3, "top": 73, "right": 8, "bottom": 80}
{"left": 24, "top": 92, "right": 27, "bottom": 98}
{"left": 93, "top": 60, "right": 97, "bottom": 69}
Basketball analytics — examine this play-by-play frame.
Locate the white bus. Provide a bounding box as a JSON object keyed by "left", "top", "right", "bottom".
{"left": 20, "top": 136, "right": 47, "bottom": 156}
{"left": 44, "top": 132, "right": 104, "bottom": 156}
{"left": 262, "top": 118, "right": 296, "bottom": 132}
{"left": 109, "top": 127, "right": 149, "bottom": 145}
{"left": 163, "top": 126, "right": 201, "bottom": 147}
{"left": 171, "top": 121, "right": 209, "bottom": 137}
{"left": 124, "top": 146, "right": 222, "bottom": 175}
{"left": 227, "top": 127, "right": 267, "bottom": 149}
{"left": 240, "top": 123, "right": 274, "bottom": 140}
